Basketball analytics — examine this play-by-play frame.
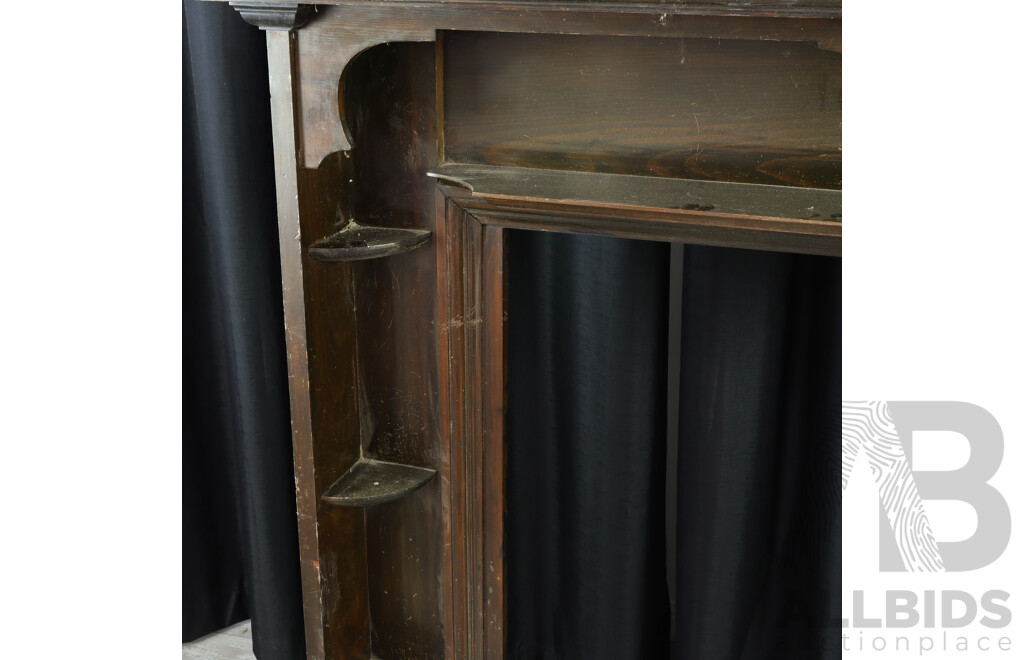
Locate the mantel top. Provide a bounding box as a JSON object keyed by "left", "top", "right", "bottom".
{"left": 217, "top": 0, "right": 841, "bottom": 19}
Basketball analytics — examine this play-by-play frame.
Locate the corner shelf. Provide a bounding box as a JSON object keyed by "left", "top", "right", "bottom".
{"left": 308, "top": 222, "right": 431, "bottom": 262}
{"left": 321, "top": 458, "right": 437, "bottom": 507}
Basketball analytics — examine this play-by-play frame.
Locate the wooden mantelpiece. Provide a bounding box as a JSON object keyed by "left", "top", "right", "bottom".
{"left": 214, "top": 1, "right": 841, "bottom": 657}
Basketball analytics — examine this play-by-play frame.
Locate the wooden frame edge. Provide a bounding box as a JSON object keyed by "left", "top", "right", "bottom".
{"left": 436, "top": 189, "right": 509, "bottom": 660}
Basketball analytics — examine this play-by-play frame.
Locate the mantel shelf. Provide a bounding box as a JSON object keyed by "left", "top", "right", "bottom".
{"left": 321, "top": 458, "right": 437, "bottom": 507}
{"left": 429, "top": 163, "right": 841, "bottom": 223}
{"left": 429, "top": 162, "right": 842, "bottom": 256}
{"left": 308, "top": 223, "right": 431, "bottom": 262}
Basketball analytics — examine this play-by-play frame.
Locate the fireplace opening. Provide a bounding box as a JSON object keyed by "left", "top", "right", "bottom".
{"left": 505, "top": 230, "right": 841, "bottom": 659}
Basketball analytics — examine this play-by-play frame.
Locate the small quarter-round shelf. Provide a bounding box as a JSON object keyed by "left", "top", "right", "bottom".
{"left": 308, "top": 222, "right": 431, "bottom": 262}
{"left": 321, "top": 458, "right": 437, "bottom": 507}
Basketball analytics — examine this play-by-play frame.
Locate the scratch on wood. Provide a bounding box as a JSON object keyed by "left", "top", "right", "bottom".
{"left": 440, "top": 316, "right": 483, "bottom": 332}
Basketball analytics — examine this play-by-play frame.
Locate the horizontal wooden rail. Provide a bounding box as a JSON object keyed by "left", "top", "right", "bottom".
{"left": 430, "top": 163, "right": 841, "bottom": 256}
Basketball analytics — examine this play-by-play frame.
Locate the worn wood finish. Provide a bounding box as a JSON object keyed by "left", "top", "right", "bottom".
{"left": 224, "top": 0, "right": 841, "bottom": 18}
{"left": 443, "top": 31, "right": 840, "bottom": 188}
{"left": 266, "top": 31, "right": 371, "bottom": 660}
{"left": 231, "top": 1, "right": 841, "bottom": 658}
{"left": 285, "top": 3, "right": 839, "bottom": 168}
{"left": 435, "top": 194, "right": 508, "bottom": 660}
{"left": 308, "top": 224, "right": 431, "bottom": 262}
{"left": 230, "top": 2, "right": 312, "bottom": 30}
{"left": 346, "top": 43, "right": 448, "bottom": 660}
{"left": 264, "top": 31, "right": 327, "bottom": 660}
{"left": 321, "top": 459, "right": 437, "bottom": 507}
{"left": 430, "top": 163, "right": 840, "bottom": 255}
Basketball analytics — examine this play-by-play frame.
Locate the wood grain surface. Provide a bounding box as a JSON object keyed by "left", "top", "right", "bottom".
{"left": 443, "top": 31, "right": 840, "bottom": 188}
{"left": 243, "top": 2, "right": 841, "bottom": 657}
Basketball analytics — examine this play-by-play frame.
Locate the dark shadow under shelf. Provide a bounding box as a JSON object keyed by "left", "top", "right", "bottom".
{"left": 321, "top": 458, "right": 436, "bottom": 507}
{"left": 308, "top": 222, "right": 431, "bottom": 262}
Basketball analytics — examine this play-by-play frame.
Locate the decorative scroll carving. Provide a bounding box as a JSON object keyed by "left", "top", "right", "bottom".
{"left": 236, "top": 4, "right": 841, "bottom": 169}
{"left": 230, "top": 2, "right": 312, "bottom": 30}
{"left": 293, "top": 7, "right": 437, "bottom": 168}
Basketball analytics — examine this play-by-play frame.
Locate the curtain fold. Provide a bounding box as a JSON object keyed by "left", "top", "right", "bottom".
{"left": 505, "top": 239, "right": 840, "bottom": 659}
{"left": 506, "top": 231, "right": 672, "bottom": 659}
{"left": 673, "top": 245, "right": 841, "bottom": 660}
{"left": 183, "top": 2, "right": 305, "bottom": 657}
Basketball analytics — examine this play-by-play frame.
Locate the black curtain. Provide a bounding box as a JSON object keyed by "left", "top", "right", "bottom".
{"left": 506, "top": 232, "right": 672, "bottom": 660}
{"left": 183, "top": 1, "right": 305, "bottom": 658}
{"left": 506, "top": 238, "right": 840, "bottom": 659}
{"left": 673, "top": 246, "right": 840, "bottom": 659}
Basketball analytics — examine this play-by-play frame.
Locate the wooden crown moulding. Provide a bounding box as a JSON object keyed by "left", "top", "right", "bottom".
{"left": 229, "top": 2, "right": 313, "bottom": 30}
{"left": 223, "top": 0, "right": 841, "bottom": 20}
{"left": 429, "top": 164, "right": 841, "bottom": 256}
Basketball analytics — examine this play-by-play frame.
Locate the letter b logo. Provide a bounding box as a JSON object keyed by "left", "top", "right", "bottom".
{"left": 842, "top": 401, "right": 1010, "bottom": 572}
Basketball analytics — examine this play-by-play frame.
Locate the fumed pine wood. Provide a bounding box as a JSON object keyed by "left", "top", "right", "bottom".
{"left": 308, "top": 224, "right": 431, "bottom": 262}
{"left": 435, "top": 195, "right": 507, "bottom": 659}
{"left": 276, "top": 2, "right": 840, "bottom": 168}
{"left": 230, "top": 2, "right": 311, "bottom": 30}
{"left": 442, "top": 32, "right": 840, "bottom": 189}
{"left": 268, "top": 28, "right": 378, "bottom": 660}
{"left": 230, "top": 0, "right": 839, "bottom": 9}
{"left": 430, "top": 163, "right": 841, "bottom": 256}
{"left": 320, "top": 459, "right": 437, "bottom": 507}
{"left": 345, "top": 41, "right": 449, "bottom": 660}
{"left": 265, "top": 30, "right": 345, "bottom": 660}
{"left": 228, "top": 3, "right": 842, "bottom": 659}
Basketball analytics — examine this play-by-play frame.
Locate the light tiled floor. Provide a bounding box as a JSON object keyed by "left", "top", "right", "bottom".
{"left": 183, "top": 620, "right": 257, "bottom": 660}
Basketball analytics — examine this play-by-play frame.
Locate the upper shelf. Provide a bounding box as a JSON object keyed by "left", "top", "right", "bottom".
{"left": 308, "top": 222, "right": 431, "bottom": 262}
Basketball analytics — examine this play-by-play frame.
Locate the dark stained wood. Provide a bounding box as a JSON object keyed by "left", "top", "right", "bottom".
{"left": 431, "top": 162, "right": 840, "bottom": 219}
{"left": 308, "top": 223, "right": 431, "bottom": 262}
{"left": 264, "top": 31, "right": 327, "bottom": 660}
{"left": 266, "top": 31, "right": 370, "bottom": 660}
{"left": 292, "top": 15, "right": 436, "bottom": 166}
{"left": 364, "top": 483, "right": 446, "bottom": 660}
{"left": 230, "top": 2, "right": 312, "bottom": 30}
{"left": 222, "top": 0, "right": 841, "bottom": 19}
{"left": 284, "top": 3, "right": 839, "bottom": 167}
{"left": 226, "top": 2, "right": 841, "bottom": 658}
{"left": 321, "top": 459, "right": 437, "bottom": 506}
{"left": 346, "top": 43, "right": 448, "bottom": 659}
{"left": 443, "top": 31, "right": 840, "bottom": 188}
{"left": 431, "top": 162, "right": 841, "bottom": 255}
{"left": 435, "top": 194, "right": 508, "bottom": 660}
{"left": 299, "top": 159, "right": 373, "bottom": 657}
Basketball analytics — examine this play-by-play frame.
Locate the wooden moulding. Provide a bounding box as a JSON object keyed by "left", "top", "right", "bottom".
{"left": 274, "top": 3, "right": 840, "bottom": 168}
{"left": 321, "top": 458, "right": 437, "bottom": 507}
{"left": 307, "top": 222, "right": 432, "bottom": 262}
{"left": 435, "top": 192, "right": 508, "bottom": 660}
{"left": 430, "top": 163, "right": 842, "bottom": 256}
{"left": 229, "top": 2, "right": 313, "bottom": 30}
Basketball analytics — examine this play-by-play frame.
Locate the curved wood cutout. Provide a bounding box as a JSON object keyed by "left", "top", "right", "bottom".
{"left": 295, "top": 6, "right": 437, "bottom": 168}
